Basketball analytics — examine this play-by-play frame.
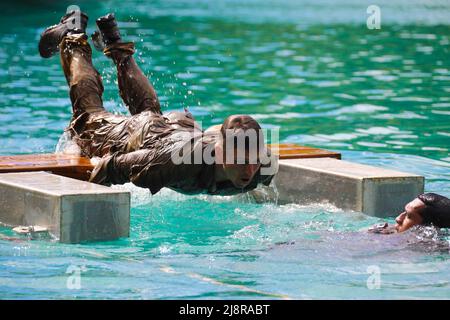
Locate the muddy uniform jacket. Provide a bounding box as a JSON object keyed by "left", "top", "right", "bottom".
{"left": 68, "top": 110, "right": 274, "bottom": 195}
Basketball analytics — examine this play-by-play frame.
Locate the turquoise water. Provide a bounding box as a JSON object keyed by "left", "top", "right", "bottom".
{"left": 0, "top": 0, "right": 450, "bottom": 299}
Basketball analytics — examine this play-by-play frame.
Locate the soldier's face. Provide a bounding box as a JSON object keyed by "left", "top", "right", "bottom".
{"left": 223, "top": 148, "right": 261, "bottom": 188}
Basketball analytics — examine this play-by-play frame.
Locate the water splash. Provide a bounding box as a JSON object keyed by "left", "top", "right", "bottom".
{"left": 54, "top": 131, "right": 81, "bottom": 155}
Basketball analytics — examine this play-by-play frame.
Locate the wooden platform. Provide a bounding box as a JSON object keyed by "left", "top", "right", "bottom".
{"left": 268, "top": 143, "right": 341, "bottom": 160}
{"left": 0, "top": 145, "right": 341, "bottom": 181}
{"left": 0, "top": 154, "right": 93, "bottom": 181}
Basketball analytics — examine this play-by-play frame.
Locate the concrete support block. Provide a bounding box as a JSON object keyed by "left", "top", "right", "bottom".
{"left": 0, "top": 171, "right": 130, "bottom": 243}
{"left": 274, "top": 158, "right": 424, "bottom": 217}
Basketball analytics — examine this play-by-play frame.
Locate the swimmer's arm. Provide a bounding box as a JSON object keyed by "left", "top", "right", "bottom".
{"left": 367, "top": 223, "right": 397, "bottom": 234}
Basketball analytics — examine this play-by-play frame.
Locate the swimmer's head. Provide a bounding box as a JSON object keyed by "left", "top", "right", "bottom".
{"left": 417, "top": 193, "right": 450, "bottom": 228}
{"left": 395, "top": 193, "right": 450, "bottom": 232}
{"left": 217, "top": 115, "right": 264, "bottom": 188}
{"left": 394, "top": 198, "right": 425, "bottom": 232}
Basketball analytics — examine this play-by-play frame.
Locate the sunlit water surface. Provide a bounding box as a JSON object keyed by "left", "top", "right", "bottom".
{"left": 0, "top": 0, "right": 449, "bottom": 299}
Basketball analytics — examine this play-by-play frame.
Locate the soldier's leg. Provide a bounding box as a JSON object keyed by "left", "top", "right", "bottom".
{"left": 39, "top": 10, "right": 106, "bottom": 117}
{"left": 94, "top": 14, "right": 161, "bottom": 116}
{"left": 59, "top": 33, "right": 106, "bottom": 117}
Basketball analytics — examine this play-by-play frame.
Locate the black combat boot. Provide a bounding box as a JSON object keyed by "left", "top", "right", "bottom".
{"left": 91, "top": 13, "right": 122, "bottom": 51}
{"left": 38, "top": 10, "right": 88, "bottom": 58}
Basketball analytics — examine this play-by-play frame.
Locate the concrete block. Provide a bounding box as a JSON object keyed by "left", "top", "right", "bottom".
{"left": 0, "top": 171, "right": 130, "bottom": 243}
{"left": 274, "top": 158, "right": 424, "bottom": 217}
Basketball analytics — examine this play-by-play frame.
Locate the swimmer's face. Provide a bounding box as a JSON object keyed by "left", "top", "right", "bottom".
{"left": 222, "top": 148, "right": 261, "bottom": 188}
{"left": 394, "top": 198, "right": 425, "bottom": 232}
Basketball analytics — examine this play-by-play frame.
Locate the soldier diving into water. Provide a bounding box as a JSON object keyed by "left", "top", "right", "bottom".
{"left": 38, "top": 10, "right": 277, "bottom": 196}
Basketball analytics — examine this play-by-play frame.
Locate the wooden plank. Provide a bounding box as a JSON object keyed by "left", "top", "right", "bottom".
{"left": 0, "top": 154, "right": 94, "bottom": 181}
{"left": 0, "top": 144, "right": 341, "bottom": 181}
{"left": 268, "top": 144, "right": 341, "bottom": 160}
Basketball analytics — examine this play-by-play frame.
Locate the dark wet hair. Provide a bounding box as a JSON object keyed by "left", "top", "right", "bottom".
{"left": 417, "top": 193, "right": 450, "bottom": 228}
{"left": 220, "top": 115, "right": 263, "bottom": 152}
{"left": 221, "top": 115, "right": 261, "bottom": 135}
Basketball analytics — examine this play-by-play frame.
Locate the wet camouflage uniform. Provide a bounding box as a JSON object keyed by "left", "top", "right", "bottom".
{"left": 59, "top": 34, "right": 273, "bottom": 195}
